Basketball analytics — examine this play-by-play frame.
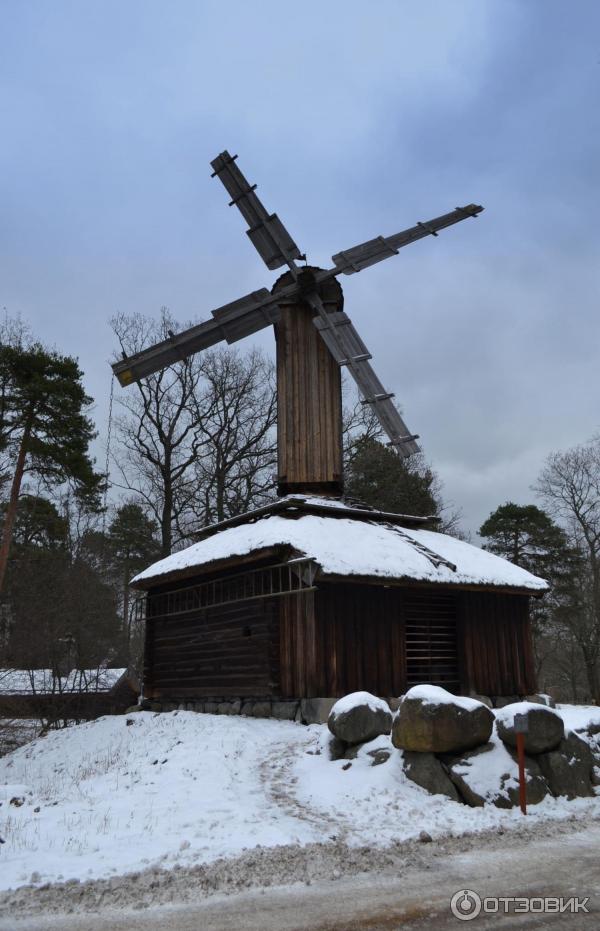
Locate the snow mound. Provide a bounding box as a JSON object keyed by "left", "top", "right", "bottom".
{"left": 0, "top": 708, "right": 597, "bottom": 891}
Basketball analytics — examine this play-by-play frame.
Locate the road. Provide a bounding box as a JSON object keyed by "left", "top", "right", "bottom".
{"left": 3, "top": 825, "right": 599, "bottom": 930}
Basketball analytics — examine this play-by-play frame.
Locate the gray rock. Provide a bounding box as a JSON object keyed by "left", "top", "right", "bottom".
{"left": 301, "top": 697, "right": 337, "bottom": 725}
{"left": 448, "top": 743, "right": 548, "bottom": 808}
{"left": 537, "top": 732, "right": 595, "bottom": 799}
{"left": 402, "top": 751, "right": 461, "bottom": 802}
{"left": 328, "top": 736, "right": 346, "bottom": 761}
{"left": 203, "top": 701, "right": 219, "bottom": 714}
{"left": 496, "top": 703, "right": 564, "bottom": 754}
{"left": 271, "top": 701, "right": 299, "bottom": 721}
{"left": 392, "top": 691, "right": 494, "bottom": 754}
{"left": 328, "top": 693, "right": 392, "bottom": 745}
{"left": 217, "top": 700, "right": 242, "bottom": 716}
{"left": 367, "top": 748, "right": 391, "bottom": 766}
{"left": 494, "top": 695, "right": 520, "bottom": 709}
{"left": 525, "top": 693, "right": 557, "bottom": 709}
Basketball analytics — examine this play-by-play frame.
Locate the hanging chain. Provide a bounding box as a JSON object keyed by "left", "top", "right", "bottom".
{"left": 101, "top": 374, "right": 115, "bottom": 535}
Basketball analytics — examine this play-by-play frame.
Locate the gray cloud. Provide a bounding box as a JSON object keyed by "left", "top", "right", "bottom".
{"left": 1, "top": 0, "right": 598, "bottom": 533}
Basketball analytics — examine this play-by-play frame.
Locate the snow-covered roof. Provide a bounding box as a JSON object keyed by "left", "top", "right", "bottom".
{"left": 132, "top": 500, "right": 548, "bottom": 593}
{"left": 0, "top": 668, "right": 127, "bottom": 696}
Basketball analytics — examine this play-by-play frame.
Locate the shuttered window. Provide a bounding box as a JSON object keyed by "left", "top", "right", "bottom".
{"left": 404, "top": 590, "right": 459, "bottom": 690}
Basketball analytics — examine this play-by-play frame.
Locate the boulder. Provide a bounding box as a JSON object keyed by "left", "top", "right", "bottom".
{"left": 271, "top": 701, "right": 299, "bottom": 721}
{"left": 494, "top": 696, "right": 520, "bottom": 709}
{"left": 392, "top": 685, "right": 494, "bottom": 754}
{"left": 328, "top": 692, "right": 392, "bottom": 745}
{"left": 402, "top": 751, "right": 461, "bottom": 802}
{"left": 495, "top": 702, "right": 564, "bottom": 754}
{"left": 525, "top": 693, "right": 556, "bottom": 709}
{"left": 447, "top": 741, "right": 549, "bottom": 808}
{"left": 217, "top": 700, "right": 241, "bottom": 715}
{"left": 328, "top": 736, "right": 346, "bottom": 761}
{"left": 301, "top": 697, "right": 337, "bottom": 725}
{"left": 537, "top": 731, "right": 595, "bottom": 799}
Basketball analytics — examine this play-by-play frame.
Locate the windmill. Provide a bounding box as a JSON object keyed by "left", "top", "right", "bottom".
{"left": 112, "top": 152, "right": 482, "bottom": 496}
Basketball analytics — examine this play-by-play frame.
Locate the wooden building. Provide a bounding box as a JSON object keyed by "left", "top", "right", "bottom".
{"left": 131, "top": 497, "right": 547, "bottom": 711}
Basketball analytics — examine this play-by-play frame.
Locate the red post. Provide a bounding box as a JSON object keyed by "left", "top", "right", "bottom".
{"left": 516, "top": 731, "right": 527, "bottom": 815}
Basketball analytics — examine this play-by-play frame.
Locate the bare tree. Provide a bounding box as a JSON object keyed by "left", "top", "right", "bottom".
{"left": 534, "top": 437, "right": 600, "bottom": 702}
{"left": 111, "top": 310, "right": 205, "bottom": 556}
{"left": 184, "top": 347, "right": 277, "bottom": 531}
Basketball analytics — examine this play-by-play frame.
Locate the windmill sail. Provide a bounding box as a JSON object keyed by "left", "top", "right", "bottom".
{"left": 331, "top": 204, "right": 482, "bottom": 275}
{"left": 312, "top": 308, "right": 419, "bottom": 456}
{"left": 211, "top": 151, "right": 303, "bottom": 271}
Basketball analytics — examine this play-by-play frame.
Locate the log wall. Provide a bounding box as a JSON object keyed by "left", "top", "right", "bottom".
{"left": 457, "top": 591, "right": 536, "bottom": 696}
{"left": 143, "top": 577, "right": 537, "bottom": 701}
{"left": 144, "top": 598, "right": 279, "bottom": 699}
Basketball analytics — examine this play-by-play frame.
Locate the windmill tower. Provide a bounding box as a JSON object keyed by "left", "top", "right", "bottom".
{"left": 112, "top": 151, "right": 482, "bottom": 496}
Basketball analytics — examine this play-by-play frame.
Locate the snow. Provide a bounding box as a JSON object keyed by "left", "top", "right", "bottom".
{"left": 557, "top": 704, "right": 600, "bottom": 734}
{"left": 495, "top": 701, "right": 562, "bottom": 727}
{"left": 330, "top": 691, "right": 390, "bottom": 717}
{"left": 0, "top": 668, "right": 127, "bottom": 695}
{"left": 0, "top": 707, "right": 597, "bottom": 891}
{"left": 404, "top": 684, "right": 486, "bottom": 711}
{"left": 133, "top": 513, "right": 548, "bottom": 592}
{"left": 451, "top": 733, "right": 520, "bottom": 803}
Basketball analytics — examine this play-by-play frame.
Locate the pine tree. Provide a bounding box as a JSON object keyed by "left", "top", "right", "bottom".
{"left": 107, "top": 502, "right": 160, "bottom": 640}
{"left": 0, "top": 343, "right": 102, "bottom": 592}
{"left": 345, "top": 437, "right": 440, "bottom": 517}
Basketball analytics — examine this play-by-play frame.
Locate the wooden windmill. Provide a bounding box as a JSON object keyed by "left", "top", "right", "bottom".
{"left": 112, "top": 152, "right": 482, "bottom": 496}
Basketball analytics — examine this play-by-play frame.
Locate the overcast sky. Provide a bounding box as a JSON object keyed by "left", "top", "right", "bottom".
{"left": 1, "top": 0, "right": 599, "bottom": 534}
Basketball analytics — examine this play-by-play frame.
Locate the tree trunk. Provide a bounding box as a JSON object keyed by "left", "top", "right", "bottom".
{"left": 0, "top": 419, "right": 32, "bottom": 594}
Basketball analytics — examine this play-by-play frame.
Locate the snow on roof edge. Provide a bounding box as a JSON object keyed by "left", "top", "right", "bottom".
{"left": 132, "top": 511, "right": 548, "bottom": 594}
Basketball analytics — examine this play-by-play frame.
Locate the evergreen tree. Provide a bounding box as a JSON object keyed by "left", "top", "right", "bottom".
{"left": 345, "top": 437, "right": 440, "bottom": 517}
{"left": 107, "top": 503, "right": 160, "bottom": 644}
{"left": 479, "top": 502, "right": 570, "bottom": 580}
{"left": 0, "top": 343, "right": 102, "bottom": 592}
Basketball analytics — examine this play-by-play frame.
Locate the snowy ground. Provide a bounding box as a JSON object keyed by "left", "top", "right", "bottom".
{"left": 1, "top": 705, "right": 599, "bottom": 893}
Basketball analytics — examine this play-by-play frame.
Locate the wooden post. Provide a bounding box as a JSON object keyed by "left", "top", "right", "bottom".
{"left": 514, "top": 712, "right": 528, "bottom": 815}
{"left": 273, "top": 269, "right": 344, "bottom": 496}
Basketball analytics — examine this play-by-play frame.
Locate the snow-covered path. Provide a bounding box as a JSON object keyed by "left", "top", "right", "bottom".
{"left": 1, "top": 709, "right": 599, "bottom": 892}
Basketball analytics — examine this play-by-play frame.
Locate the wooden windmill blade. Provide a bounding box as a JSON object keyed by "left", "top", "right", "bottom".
{"left": 112, "top": 286, "right": 283, "bottom": 386}
{"left": 211, "top": 151, "right": 304, "bottom": 271}
{"left": 331, "top": 204, "right": 483, "bottom": 275}
{"left": 308, "top": 299, "right": 419, "bottom": 456}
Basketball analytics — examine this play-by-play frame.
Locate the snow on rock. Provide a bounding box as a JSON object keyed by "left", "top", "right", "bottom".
{"left": 402, "top": 684, "right": 485, "bottom": 712}
{"left": 392, "top": 685, "right": 494, "bottom": 754}
{"left": 132, "top": 513, "right": 548, "bottom": 592}
{"left": 495, "top": 702, "right": 564, "bottom": 754}
{"left": 328, "top": 692, "right": 392, "bottom": 745}
{"left": 330, "top": 691, "right": 391, "bottom": 717}
{"left": 447, "top": 734, "right": 548, "bottom": 808}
